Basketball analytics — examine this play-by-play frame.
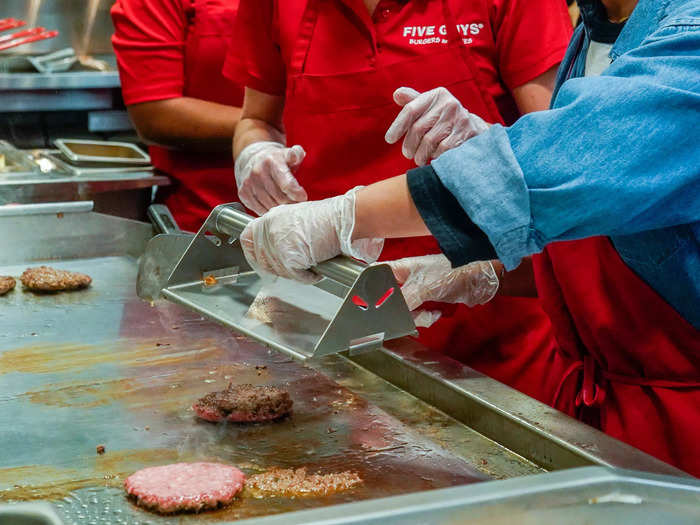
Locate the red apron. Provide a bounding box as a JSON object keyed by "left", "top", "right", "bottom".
{"left": 152, "top": 0, "right": 244, "bottom": 232}
{"left": 534, "top": 237, "right": 700, "bottom": 475}
{"left": 282, "top": 0, "right": 565, "bottom": 404}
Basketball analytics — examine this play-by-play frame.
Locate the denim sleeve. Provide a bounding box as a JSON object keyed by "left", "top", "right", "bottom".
{"left": 406, "top": 165, "right": 496, "bottom": 266}
{"left": 431, "top": 23, "right": 700, "bottom": 270}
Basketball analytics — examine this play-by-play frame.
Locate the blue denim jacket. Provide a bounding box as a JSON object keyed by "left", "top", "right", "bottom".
{"left": 423, "top": 0, "right": 700, "bottom": 328}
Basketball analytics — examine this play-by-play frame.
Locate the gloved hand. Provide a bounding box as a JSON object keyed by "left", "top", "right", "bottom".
{"left": 389, "top": 254, "right": 499, "bottom": 310}
{"left": 240, "top": 187, "right": 384, "bottom": 283}
{"left": 234, "top": 141, "right": 308, "bottom": 216}
{"left": 385, "top": 87, "right": 491, "bottom": 166}
{"left": 411, "top": 309, "right": 443, "bottom": 329}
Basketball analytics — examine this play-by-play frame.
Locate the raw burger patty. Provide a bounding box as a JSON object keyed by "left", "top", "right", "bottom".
{"left": 0, "top": 276, "right": 15, "bottom": 296}
{"left": 124, "top": 462, "right": 245, "bottom": 514}
{"left": 20, "top": 266, "right": 91, "bottom": 292}
{"left": 193, "top": 383, "right": 293, "bottom": 423}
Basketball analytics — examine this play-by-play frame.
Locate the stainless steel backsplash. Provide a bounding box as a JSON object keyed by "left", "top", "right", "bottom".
{"left": 0, "top": 0, "right": 115, "bottom": 55}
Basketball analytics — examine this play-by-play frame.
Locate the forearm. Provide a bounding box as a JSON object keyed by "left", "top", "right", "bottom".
{"left": 233, "top": 88, "right": 286, "bottom": 158}
{"left": 232, "top": 117, "right": 285, "bottom": 158}
{"left": 127, "top": 97, "right": 241, "bottom": 153}
{"left": 353, "top": 169, "right": 498, "bottom": 270}
{"left": 353, "top": 175, "right": 430, "bottom": 239}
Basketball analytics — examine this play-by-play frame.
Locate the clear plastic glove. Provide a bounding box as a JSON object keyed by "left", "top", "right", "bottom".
{"left": 385, "top": 87, "right": 491, "bottom": 166}
{"left": 389, "top": 254, "right": 499, "bottom": 311}
{"left": 411, "top": 309, "right": 443, "bottom": 329}
{"left": 240, "top": 187, "right": 384, "bottom": 284}
{"left": 234, "top": 141, "right": 308, "bottom": 216}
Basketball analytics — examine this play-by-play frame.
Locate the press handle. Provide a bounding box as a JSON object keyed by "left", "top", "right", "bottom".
{"left": 214, "top": 204, "right": 367, "bottom": 288}
{"left": 147, "top": 204, "right": 182, "bottom": 234}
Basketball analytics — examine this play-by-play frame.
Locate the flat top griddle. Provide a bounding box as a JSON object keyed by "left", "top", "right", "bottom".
{"left": 0, "top": 254, "right": 498, "bottom": 523}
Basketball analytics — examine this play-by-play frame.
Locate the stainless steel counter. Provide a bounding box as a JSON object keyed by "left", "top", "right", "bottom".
{"left": 0, "top": 71, "right": 120, "bottom": 91}
{"left": 0, "top": 144, "right": 169, "bottom": 220}
{"left": 0, "top": 169, "right": 169, "bottom": 209}
{"left": 0, "top": 53, "right": 120, "bottom": 114}
{"left": 0, "top": 66, "right": 121, "bottom": 114}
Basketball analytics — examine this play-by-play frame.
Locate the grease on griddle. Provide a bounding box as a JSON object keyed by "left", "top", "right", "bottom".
{"left": 0, "top": 339, "right": 225, "bottom": 376}
{"left": 0, "top": 463, "right": 120, "bottom": 502}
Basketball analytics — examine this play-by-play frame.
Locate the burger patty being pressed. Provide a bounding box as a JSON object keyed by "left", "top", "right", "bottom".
{"left": 193, "top": 383, "right": 293, "bottom": 423}
{"left": 124, "top": 462, "right": 245, "bottom": 514}
{"left": 0, "top": 276, "right": 16, "bottom": 296}
{"left": 20, "top": 266, "right": 91, "bottom": 292}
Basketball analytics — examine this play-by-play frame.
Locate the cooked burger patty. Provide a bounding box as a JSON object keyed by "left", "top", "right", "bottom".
{"left": 0, "top": 276, "right": 16, "bottom": 296}
{"left": 20, "top": 266, "right": 91, "bottom": 292}
{"left": 245, "top": 467, "right": 362, "bottom": 498}
{"left": 124, "top": 462, "right": 245, "bottom": 514}
{"left": 193, "top": 383, "right": 293, "bottom": 423}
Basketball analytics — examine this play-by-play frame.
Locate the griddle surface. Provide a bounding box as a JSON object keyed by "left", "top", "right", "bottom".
{"left": 0, "top": 256, "right": 485, "bottom": 523}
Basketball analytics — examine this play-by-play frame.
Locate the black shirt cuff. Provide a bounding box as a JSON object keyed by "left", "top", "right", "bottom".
{"left": 407, "top": 165, "right": 497, "bottom": 267}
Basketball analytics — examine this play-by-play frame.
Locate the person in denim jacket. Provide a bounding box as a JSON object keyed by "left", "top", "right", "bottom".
{"left": 239, "top": 0, "right": 700, "bottom": 475}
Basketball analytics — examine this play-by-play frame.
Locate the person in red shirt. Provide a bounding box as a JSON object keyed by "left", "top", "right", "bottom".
{"left": 111, "top": 0, "right": 243, "bottom": 232}
{"left": 227, "top": 0, "right": 574, "bottom": 405}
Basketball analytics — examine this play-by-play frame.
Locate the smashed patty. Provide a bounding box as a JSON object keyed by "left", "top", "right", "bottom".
{"left": 245, "top": 467, "right": 362, "bottom": 498}
{"left": 0, "top": 276, "right": 16, "bottom": 296}
{"left": 124, "top": 462, "right": 245, "bottom": 514}
{"left": 20, "top": 266, "right": 91, "bottom": 292}
{"left": 193, "top": 383, "right": 293, "bottom": 423}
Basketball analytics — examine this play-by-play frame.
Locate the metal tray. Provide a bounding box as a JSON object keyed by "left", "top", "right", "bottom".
{"left": 54, "top": 139, "right": 150, "bottom": 166}
{"left": 38, "top": 151, "right": 154, "bottom": 176}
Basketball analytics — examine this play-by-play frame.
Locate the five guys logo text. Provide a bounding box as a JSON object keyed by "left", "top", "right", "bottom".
{"left": 402, "top": 22, "right": 485, "bottom": 45}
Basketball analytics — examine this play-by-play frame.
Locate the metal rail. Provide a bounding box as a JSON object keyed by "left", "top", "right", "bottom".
{"left": 350, "top": 338, "right": 688, "bottom": 476}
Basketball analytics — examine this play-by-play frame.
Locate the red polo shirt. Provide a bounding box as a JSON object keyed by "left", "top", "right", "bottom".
{"left": 224, "top": 0, "right": 572, "bottom": 125}
{"left": 112, "top": 0, "right": 244, "bottom": 231}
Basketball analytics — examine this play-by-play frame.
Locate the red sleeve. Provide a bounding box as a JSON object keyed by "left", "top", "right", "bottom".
{"left": 111, "top": 0, "right": 189, "bottom": 105}
{"left": 222, "top": 0, "right": 286, "bottom": 96}
{"left": 491, "top": 0, "right": 573, "bottom": 90}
